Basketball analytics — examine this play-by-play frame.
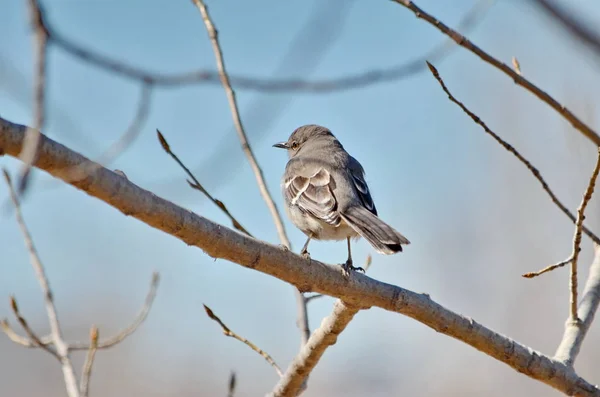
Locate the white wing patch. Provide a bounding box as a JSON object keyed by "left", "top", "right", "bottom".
{"left": 284, "top": 167, "right": 341, "bottom": 226}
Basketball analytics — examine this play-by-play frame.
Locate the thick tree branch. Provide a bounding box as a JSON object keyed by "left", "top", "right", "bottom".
{"left": 270, "top": 300, "right": 360, "bottom": 397}
{"left": 1, "top": 118, "right": 599, "bottom": 396}
{"left": 555, "top": 245, "right": 600, "bottom": 366}
{"left": 392, "top": 0, "right": 600, "bottom": 147}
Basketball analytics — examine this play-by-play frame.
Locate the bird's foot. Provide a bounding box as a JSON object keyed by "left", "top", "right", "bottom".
{"left": 341, "top": 260, "right": 365, "bottom": 277}
{"left": 300, "top": 249, "right": 311, "bottom": 260}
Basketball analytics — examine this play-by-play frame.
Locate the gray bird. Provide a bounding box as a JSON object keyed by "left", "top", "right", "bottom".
{"left": 273, "top": 124, "right": 410, "bottom": 274}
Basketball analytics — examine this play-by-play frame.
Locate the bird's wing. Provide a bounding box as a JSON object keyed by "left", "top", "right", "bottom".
{"left": 284, "top": 163, "right": 341, "bottom": 226}
{"left": 348, "top": 164, "right": 378, "bottom": 216}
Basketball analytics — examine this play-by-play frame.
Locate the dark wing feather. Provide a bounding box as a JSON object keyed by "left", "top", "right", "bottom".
{"left": 350, "top": 170, "right": 377, "bottom": 215}
{"left": 284, "top": 168, "right": 341, "bottom": 226}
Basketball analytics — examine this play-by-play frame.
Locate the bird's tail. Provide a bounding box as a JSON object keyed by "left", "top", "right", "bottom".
{"left": 340, "top": 206, "right": 410, "bottom": 255}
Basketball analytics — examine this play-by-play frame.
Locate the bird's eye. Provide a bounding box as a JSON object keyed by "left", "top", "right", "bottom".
{"left": 291, "top": 141, "right": 299, "bottom": 149}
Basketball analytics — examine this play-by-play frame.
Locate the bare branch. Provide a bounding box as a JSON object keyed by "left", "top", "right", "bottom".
{"left": 70, "top": 272, "right": 159, "bottom": 350}
{"left": 80, "top": 326, "right": 98, "bottom": 397}
{"left": 426, "top": 61, "right": 600, "bottom": 247}
{"left": 8, "top": 295, "right": 59, "bottom": 359}
{"left": 524, "top": 148, "right": 600, "bottom": 280}
{"left": 523, "top": 257, "right": 572, "bottom": 279}
{"left": 156, "top": 129, "right": 251, "bottom": 236}
{"left": 556, "top": 245, "right": 600, "bottom": 366}
{"left": 37, "top": 0, "right": 493, "bottom": 94}
{"left": 271, "top": 300, "right": 360, "bottom": 397}
{"left": 192, "top": 0, "right": 290, "bottom": 248}
{"left": 203, "top": 304, "right": 283, "bottom": 378}
{"left": 392, "top": 0, "right": 600, "bottom": 147}
{"left": 2, "top": 168, "right": 79, "bottom": 397}
{"left": 274, "top": 255, "right": 371, "bottom": 395}
{"left": 18, "top": 0, "right": 49, "bottom": 194}
{"left": 3, "top": 118, "right": 600, "bottom": 396}
{"left": 190, "top": 0, "right": 310, "bottom": 346}
{"left": 0, "top": 318, "right": 52, "bottom": 348}
{"left": 569, "top": 147, "right": 600, "bottom": 322}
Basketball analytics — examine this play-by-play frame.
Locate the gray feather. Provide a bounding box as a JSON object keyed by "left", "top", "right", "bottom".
{"left": 340, "top": 206, "right": 410, "bottom": 255}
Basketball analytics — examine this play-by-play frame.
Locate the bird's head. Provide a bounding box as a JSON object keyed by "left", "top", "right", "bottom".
{"left": 273, "top": 124, "right": 334, "bottom": 158}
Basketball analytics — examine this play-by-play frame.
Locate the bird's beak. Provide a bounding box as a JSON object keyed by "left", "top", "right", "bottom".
{"left": 273, "top": 142, "right": 289, "bottom": 149}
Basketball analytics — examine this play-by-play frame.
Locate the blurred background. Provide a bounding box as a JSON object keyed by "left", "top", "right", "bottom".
{"left": 2, "top": 0, "right": 600, "bottom": 395}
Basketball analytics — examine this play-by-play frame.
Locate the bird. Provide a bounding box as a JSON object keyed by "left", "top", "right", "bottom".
{"left": 273, "top": 124, "right": 410, "bottom": 274}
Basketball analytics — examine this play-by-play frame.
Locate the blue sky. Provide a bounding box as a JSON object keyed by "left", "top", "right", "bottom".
{"left": 2, "top": 0, "right": 600, "bottom": 396}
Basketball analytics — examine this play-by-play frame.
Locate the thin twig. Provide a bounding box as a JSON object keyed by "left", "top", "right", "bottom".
{"left": 3, "top": 119, "right": 600, "bottom": 396}
{"left": 191, "top": 0, "right": 310, "bottom": 346}
{"left": 18, "top": 0, "right": 48, "bottom": 195}
{"left": 39, "top": 0, "right": 493, "bottom": 93}
{"left": 80, "top": 326, "right": 99, "bottom": 397}
{"left": 523, "top": 257, "right": 572, "bottom": 278}
{"left": 203, "top": 304, "right": 283, "bottom": 378}
{"left": 569, "top": 147, "right": 600, "bottom": 322}
{"left": 0, "top": 318, "right": 53, "bottom": 347}
{"left": 426, "top": 61, "right": 600, "bottom": 246}
{"left": 70, "top": 272, "right": 159, "bottom": 350}
{"left": 392, "top": 0, "right": 600, "bottom": 146}
{"left": 3, "top": 169, "right": 80, "bottom": 397}
{"left": 8, "top": 295, "right": 59, "bottom": 359}
{"left": 156, "top": 129, "right": 251, "bottom": 236}
{"left": 555, "top": 244, "right": 600, "bottom": 365}
{"left": 192, "top": 0, "right": 290, "bottom": 248}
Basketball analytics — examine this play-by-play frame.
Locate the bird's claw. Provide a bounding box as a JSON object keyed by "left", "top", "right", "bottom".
{"left": 300, "top": 250, "right": 311, "bottom": 260}
{"left": 341, "top": 261, "right": 364, "bottom": 277}
{"left": 279, "top": 244, "right": 290, "bottom": 251}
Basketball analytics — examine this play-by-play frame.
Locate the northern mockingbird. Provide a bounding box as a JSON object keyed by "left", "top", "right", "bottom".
{"left": 274, "top": 124, "right": 410, "bottom": 274}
